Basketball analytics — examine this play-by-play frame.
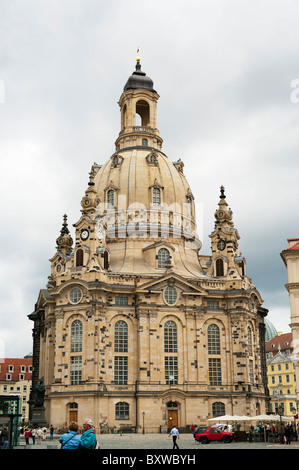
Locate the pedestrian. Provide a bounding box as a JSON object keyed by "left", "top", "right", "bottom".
{"left": 25, "top": 428, "right": 31, "bottom": 445}
{"left": 284, "top": 424, "right": 291, "bottom": 445}
{"left": 31, "top": 427, "right": 36, "bottom": 444}
{"left": 36, "top": 427, "right": 43, "bottom": 444}
{"left": 79, "top": 419, "right": 97, "bottom": 449}
{"left": 50, "top": 425, "right": 54, "bottom": 440}
{"left": 0, "top": 426, "right": 9, "bottom": 449}
{"left": 59, "top": 422, "right": 81, "bottom": 449}
{"left": 191, "top": 424, "right": 195, "bottom": 435}
{"left": 42, "top": 426, "right": 47, "bottom": 440}
{"left": 168, "top": 426, "right": 179, "bottom": 449}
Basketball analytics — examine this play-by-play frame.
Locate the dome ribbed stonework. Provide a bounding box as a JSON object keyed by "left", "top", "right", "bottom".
{"left": 87, "top": 148, "right": 202, "bottom": 276}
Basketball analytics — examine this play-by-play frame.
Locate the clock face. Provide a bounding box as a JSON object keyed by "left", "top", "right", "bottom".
{"left": 81, "top": 229, "right": 89, "bottom": 241}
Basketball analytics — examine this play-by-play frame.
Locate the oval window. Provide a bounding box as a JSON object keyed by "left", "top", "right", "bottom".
{"left": 164, "top": 286, "right": 177, "bottom": 306}
{"left": 69, "top": 287, "right": 83, "bottom": 304}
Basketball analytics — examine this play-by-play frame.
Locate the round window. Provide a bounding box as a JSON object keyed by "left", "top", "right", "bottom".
{"left": 69, "top": 287, "right": 82, "bottom": 304}
{"left": 164, "top": 286, "right": 177, "bottom": 306}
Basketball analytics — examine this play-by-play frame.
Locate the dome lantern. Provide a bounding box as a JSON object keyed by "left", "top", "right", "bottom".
{"left": 123, "top": 49, "right": 156, "bottom": 93}
{"left": 116, "top": 52, "right": 162, "bottom": 152}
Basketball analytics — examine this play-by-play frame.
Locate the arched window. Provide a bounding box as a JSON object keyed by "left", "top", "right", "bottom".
{"left": 122, "top": 104, "right": 127, "bottom": 129}
{"left": 238, "top": 260, "right": 245, "bottom": 276}
{"left": 164, "top": 321, "right": 177, "bottom": 353}
{"left": 107, "top": 189, "right": 114, "bottom": 208}
{"left": 208, "top": 323, "right": 222, "bottom": 384}
{"left": 76, "top": 249, "right": 84, "bottom": 267}
{"left": 142, "top": 138, "right": 148, "bottom": 146}
{"left": 71, "top": 320, "right": 83, "bottom": 352}
{"left": 115, "top": 320, "right": 128, "bottom": 353}
{"left": 136, "top": 99, "right": 150, "bottom": 126}
{"left": 247, "top": 327, "right": 253, "bottom": 356}
{"left": 212, "top": 402, "right": 225, "bottom": 418}
{"left": 158, "top": 248, "right": 170, "bottom": 268}
{"left": 208, "top": 324, "right": 220, "bottom": 355}
{"left": 152, "top": 187, "right": 161, "bottom": 206}
{"left": 164, "top": 320, "right": 178, "bottom": 385}
{"left": 115, "top": 402, "right": 130, "bottom": 420}
{"left": 104, "top": 250, "right": 109, "bottom": 270}
{"left": 215, "top": 258, "right": 224, "bottom": 276}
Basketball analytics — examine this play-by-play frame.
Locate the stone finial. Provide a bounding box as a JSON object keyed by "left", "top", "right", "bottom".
{"left": 220, "top": 185, "right": 226, "bottom": 199}
{"left": 56, "top": 214, "right": 73, "bottom": 255}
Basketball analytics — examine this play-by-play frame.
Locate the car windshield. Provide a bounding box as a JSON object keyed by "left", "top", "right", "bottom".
{"left": 196, "top": 426, "right": 207, "bottom": 433}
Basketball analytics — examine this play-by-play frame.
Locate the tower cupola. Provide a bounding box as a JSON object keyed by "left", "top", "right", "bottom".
{"left": 115, "top": 50, "right": 162, "bottom": 151}
{"left": 124, "top": 50, "right": 156, "bottom": 93}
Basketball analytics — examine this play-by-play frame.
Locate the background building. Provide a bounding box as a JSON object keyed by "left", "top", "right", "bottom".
{"left": 29, "top": 57, "right": 269, "bottom": 432}
{"left": 266, "top": 332, "right": 297, "bottom": 417}
{"left": 0, "top": 357, "right": 32, "bottom": 423}
{"left": 281, "top": 238, "right": 299, "bottom": 413}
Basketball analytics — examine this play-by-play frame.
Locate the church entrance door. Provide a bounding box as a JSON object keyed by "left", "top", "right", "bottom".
{"left": 69, "top": 410, "right": 78, "bottom": 423}
{"left": 167, "top": 410, "right": 178, "bottom": 428}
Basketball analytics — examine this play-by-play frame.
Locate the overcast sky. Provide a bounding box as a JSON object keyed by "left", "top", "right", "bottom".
{"left": 0, "top": 0, "right": 299, "bottom": 358}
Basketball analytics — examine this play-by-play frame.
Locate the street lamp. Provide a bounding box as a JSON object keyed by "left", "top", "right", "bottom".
{"left": 142, "top": 412, "right": 145, "bottom": 434}
{"left": 277, "top": 405, "right": 284, "bottom": 444}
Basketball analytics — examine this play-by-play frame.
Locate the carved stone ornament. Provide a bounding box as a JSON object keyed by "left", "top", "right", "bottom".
{"left": 55, "top": 308, "right": 64, "bottom": 319}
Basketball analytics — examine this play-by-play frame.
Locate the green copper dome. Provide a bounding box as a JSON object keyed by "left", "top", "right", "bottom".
{"left": 264, "top": 318, "right": 278, "bottom": 342}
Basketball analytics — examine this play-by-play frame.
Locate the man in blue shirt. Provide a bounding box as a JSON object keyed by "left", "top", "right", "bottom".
{"left": 79, "top": 419, "right": 97, "bottom": 449}
{"left": 59, "top": 422, "right": 81, "bottom": 449}
{"left": 169, "top": 426, "right": 179, "bottom": 449}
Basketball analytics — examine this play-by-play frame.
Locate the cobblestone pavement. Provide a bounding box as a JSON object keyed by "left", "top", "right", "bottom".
{"left": 15, "top": 433, "right": 299, "bottom": 450}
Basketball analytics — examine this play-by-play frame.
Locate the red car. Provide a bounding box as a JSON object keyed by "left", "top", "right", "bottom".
{"left": 194, "top": 426, "right": 234, "bottom": 444}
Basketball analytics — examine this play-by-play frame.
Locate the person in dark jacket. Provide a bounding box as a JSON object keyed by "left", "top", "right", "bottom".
{"left": 284, "top": 424, "right": 291, "bottom": 445}
{"left": 0, "top": 427, "right": 9, "bottom": 449}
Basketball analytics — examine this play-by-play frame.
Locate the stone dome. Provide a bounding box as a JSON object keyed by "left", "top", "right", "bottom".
{"left": 93, "top": 150, "right": 199, "bottom": 243}
{"left": 89, "top": 148, "right": 202, "bottom": 276}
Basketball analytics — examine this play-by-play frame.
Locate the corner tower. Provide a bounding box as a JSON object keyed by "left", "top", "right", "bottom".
{"left": 207, "top": 186, "right": 246, "bottom": 282}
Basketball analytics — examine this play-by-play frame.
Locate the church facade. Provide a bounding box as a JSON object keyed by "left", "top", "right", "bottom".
{"left": 29, "top": 57, "right": 269, "bottom": 432}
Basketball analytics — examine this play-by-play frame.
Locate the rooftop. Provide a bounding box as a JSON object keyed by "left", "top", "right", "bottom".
{"left": 265, "top": 332, "right": 293, "bottom": 355}
{"left": 0, "top": 358, "right": 32, "bottom": 382}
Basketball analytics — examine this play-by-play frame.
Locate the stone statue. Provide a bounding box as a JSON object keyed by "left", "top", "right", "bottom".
{"left": 34, "top": 378, "right": 45, "bottom": 407}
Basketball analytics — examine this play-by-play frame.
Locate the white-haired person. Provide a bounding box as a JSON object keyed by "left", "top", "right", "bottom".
{"left": 79, "top": 419, "right": 97, "bottom": 449}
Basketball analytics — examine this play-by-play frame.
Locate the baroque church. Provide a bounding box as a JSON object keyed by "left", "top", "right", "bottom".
{"left": 29, "top": 54, "right": 269, "bottom": 432}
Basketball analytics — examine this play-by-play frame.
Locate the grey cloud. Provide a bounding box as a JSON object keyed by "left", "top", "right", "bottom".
{"left": 1, "top": 0, "right": 299, "bottom": 356}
